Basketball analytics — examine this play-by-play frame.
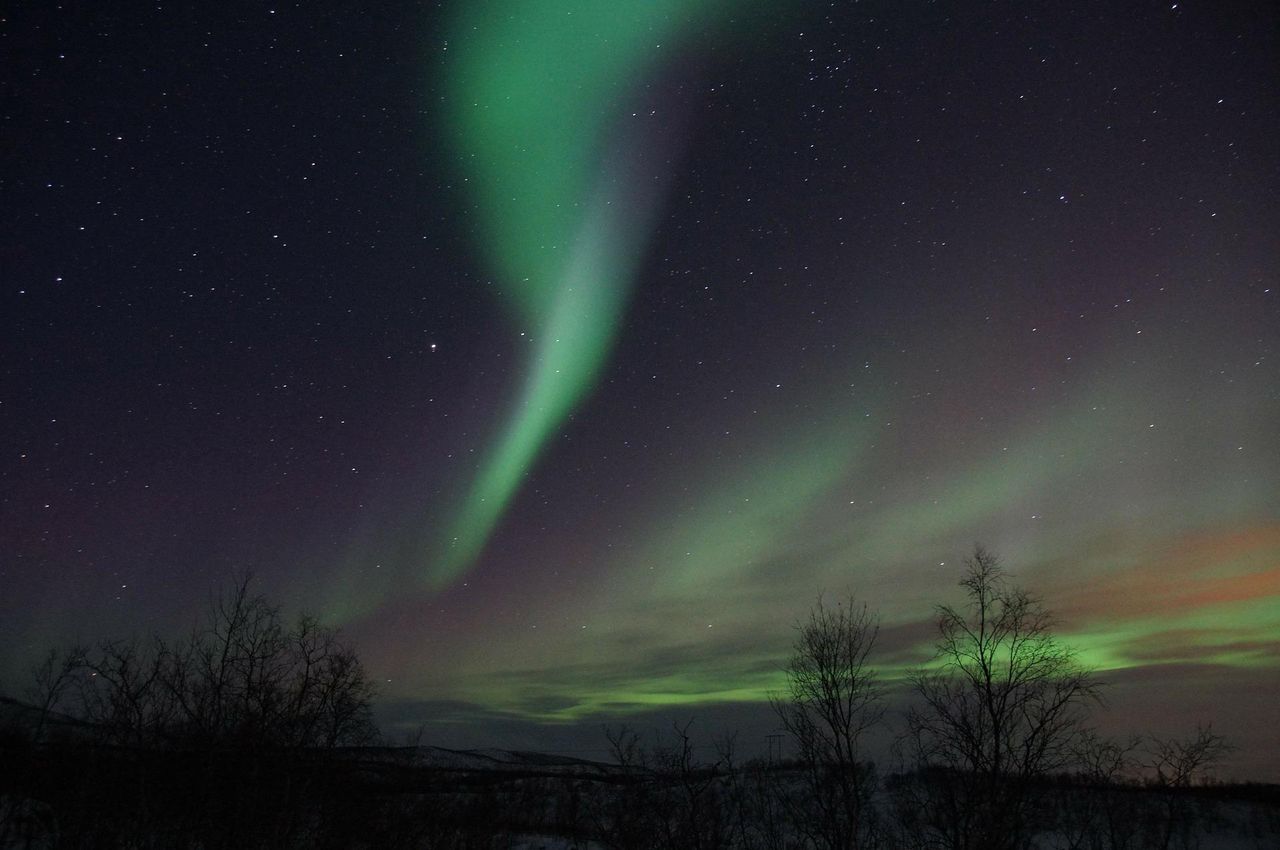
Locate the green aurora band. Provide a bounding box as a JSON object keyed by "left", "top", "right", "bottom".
{"left": 395, "top": 317, "right": 1279, "bottom": 720}
{"left": 434, "top": 0, "right": 784, "bottom": 584}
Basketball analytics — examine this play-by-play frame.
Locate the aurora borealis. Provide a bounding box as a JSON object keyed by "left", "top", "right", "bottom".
{"left": 3, "top": 0, "right": 1278, "bottom": 780}
{"left": 435, "top": 0, "right": 787, "bottom": 582}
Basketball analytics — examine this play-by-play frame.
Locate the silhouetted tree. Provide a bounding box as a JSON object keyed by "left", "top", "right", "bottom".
{"left": 1058, "top": 730, "right": 1145, "bottom": 850}
{"left": 901, "top": 547, "right": 1101, "bottom": 850}
{"left": 596, "top": 721, "right": 733, "bottom": 850}
{"left": 773, "top": 595, "right": 884, "bottom": 849}
{"left": 11, "top": 574, "right": 378, "bottom": 848}
{"left": 1145, "top": 724, "right": 1233, "bottom": 850}
{"left": 1146, "top": 723, "right": 1231, "bottom": 789}
{"left": 25, "top": 643, "right": 87, "bottom": 742}
{"left": 70, "top": 575, "right": 377, "bottom": 753}
{"left": 142, "top": 576, "right": 377, "bottom": 751}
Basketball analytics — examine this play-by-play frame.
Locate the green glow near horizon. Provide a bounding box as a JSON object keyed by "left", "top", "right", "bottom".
{"left": 441, "top": 582, "right": 1280, "bottom": 722}
{"left": 401, "top": 335, "right": 1280, "bottom": 720}
{"left": 433, "top": 0, "right": 782, "bottom": 584}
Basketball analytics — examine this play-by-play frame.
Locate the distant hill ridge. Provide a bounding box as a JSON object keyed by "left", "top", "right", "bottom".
{"left": 0, "top": 695, "right": 93, "bottom": 739}
{"left": 1, "top": 695, "right": 621, "bottom": 776}
{"left": 346, "top": 744, "right": 625, "bottom": 775}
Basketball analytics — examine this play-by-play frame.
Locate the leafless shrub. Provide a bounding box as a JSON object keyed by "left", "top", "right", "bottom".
{"left": 1144, "top": 724, "right": 1234, "bottom": 850}
{"left": 772, "top": 594, "right": 885, "bottom": 849}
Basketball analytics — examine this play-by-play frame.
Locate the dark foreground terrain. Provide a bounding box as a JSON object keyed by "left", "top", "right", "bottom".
{"left": 2, "top": 725, "right": 1276, "bottom": 849}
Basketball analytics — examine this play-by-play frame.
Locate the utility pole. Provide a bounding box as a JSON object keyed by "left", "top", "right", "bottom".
{"left": 766, "top": 733, "right": 784, "bottom": 764}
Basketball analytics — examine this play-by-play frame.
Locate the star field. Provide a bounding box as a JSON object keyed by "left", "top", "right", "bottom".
{"left": 2, "top": 1, "right": 1277, "bottom": 777}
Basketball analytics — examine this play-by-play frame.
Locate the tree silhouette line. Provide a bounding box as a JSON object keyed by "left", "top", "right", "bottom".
{"left": 2, "top": 550, "right": 1273, "bottom": 849}
{"left": 2, "top": 575, "right": 378, "bottom": 847}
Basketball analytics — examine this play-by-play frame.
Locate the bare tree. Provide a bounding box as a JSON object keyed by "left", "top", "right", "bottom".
{"left": 147, "top": 574, "right": 377, "bottom": 750}
{"left": 25, "top": 643, "right": 87, "bottom": 742}
{"left": 1073, "top": 730, "right": 1143, "bottom": 786}
{"left": 57, "top": 575, "right": 377, "bottom": 846}
{"left": 772, "top": 595, "right": 885, "bottom": 849}
{"left": 901, "top": 547, "right": 1101, "bottom": 850}
{"left": 1146, "top": 724, "right": 1231, "bottom": 789}
{"left": 1145, "top": 724, "right": 1233, "bottom": 850}
{"left": 655, "top": 720, "right": 732, "bottom": 850}
{"left": 78, "top": 635, "right": 172, "bottom": 747}
{"left": 1059, "top": 731, "right": 1145, "bottom": 850}
{"left": 596, "top": 724, "right": 650, "bottom": 850}
{"left": 597, "top": 721, "right": 733, "bottom": 850}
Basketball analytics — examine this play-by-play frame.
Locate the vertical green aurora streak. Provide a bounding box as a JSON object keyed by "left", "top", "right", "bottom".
{"left": 436, "top": 0, "right": 781, "bottom": 584}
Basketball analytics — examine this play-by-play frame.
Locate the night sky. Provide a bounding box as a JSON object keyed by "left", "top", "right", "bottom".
{"left": 3, "top": 1, "right": 1277, "bottom": 777}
